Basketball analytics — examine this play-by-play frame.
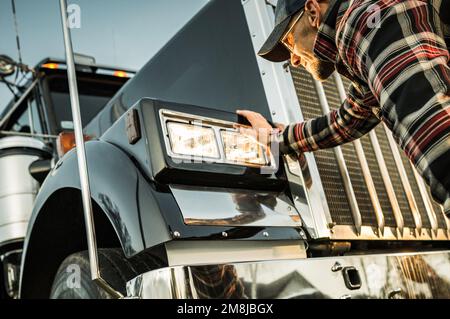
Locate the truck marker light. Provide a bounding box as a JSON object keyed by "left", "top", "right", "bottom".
{"left": 56, "top": 131, "right": 92, "bottom": 157}
{"left": 126, "top": 109, "right": 141, "bottom": 145}
{"left": 42, "top": 63, "right": 60, "bottom": 69}
{"left": 113, "top": 70, "right": 129, "bottom": 78}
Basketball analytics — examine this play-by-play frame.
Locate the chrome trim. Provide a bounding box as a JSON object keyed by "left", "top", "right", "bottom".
{"left": 161, "top": 109, "right": 236, "bottom": 129}
{"left": 0, "top": 149, "right": 42, "bottom": 245}
{"left": 127, "top": 250, "right": 450, "bottom": 299}
{"left": 27, "top": 99, "right": 34, "bottom": 135}
{"left": 382, "top": 124, "right": 422, "bottom": 232}
{"left": 242, "top": 0, "right": 331, "bottom": 238}
{"left": 330, "top": 225, "right": 448, "bottom": 241}
{"left": 0, "top": 79, "right": 39, "bottom": 129}
{"left": 369, "top": 130, "right": 405, "bottom": 234}
{"left": 334, "top": 73, "right": 385, "bottom": 234}
{"left": 170, "top": 185, "right": 302, "bottom": 228}
{"left": 441, "top": 205, "right": 450, "bottom": 233}
{"left": 438, "top": 228, "right": 449, "bottom": 240}
{"left": 411, "top": 163, "right": 439, "bottom": 232}
{"left": 354, "top": 139, "right": 386, "bottom": 232}
{"left": 313, "top": 80, "right": 362, "bottom": 235}
{"left": 159, "top": 109, "right": 277, "bottom": 170}
{"left": 0, "top": 222, "right": 28, "bottom": 245}
{"left": 0, "top": 136, "right": 50, "bottom": 151}
{"left": 265, "top": 0, "right": 278, "bottom": 7}
{"left": 0, "top": 248, "right": 22, "bottom": 298}
{"left": 59, "top": 0, "right": 122, "bottom": 299}
{"left": 283, "top": 153, "right": 321, "bottom": 238}
{"left": 164, "top": 240, "right": 307, "bottom": 267}
{"left": 388, "top": 288, "right": 403, "bottom": 299}
{"left": 0, "top": 131, "right": 58, "bottom": 140}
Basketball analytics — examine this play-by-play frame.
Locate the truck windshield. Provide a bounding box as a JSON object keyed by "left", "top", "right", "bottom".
{"left": 50, "top": 92, "right": 111, "bottom": 131}
{"left": 45, "top": 73, "right": 128, "bottom": 132}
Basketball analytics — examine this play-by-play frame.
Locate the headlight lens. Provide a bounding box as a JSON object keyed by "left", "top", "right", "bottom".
{"left": 220, "top": 130, "right": 268, "bottom": 166}
{"left": 167, "top": 122, "right": 220, "bottom": 159}
{"left": 162, "top": 110, "right": 273, "bottom": 168}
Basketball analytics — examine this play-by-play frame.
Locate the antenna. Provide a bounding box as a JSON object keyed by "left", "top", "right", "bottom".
{"left": 8, "top": 0, "right": 35, "bottom": 90}
{"left": 58, "top": 0, "right": 123, "bottom": 298}
{"left": 11, "top": 0, "right": 23, "bottom": 80}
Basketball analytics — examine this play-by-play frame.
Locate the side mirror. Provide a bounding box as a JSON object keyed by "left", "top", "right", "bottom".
{"left": 29, "top": 159, "right": 53, "bottom": 184}
{"left": 0, "top": 55, "right": 17, "bottom": 77}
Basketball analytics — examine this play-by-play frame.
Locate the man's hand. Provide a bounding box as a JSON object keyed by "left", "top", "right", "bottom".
{"left": 236, "top": 110, "right": 280, "bottom": 146}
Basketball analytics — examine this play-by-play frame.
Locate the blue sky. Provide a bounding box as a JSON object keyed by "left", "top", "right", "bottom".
{"left": 0, "top": 0, "right": 209, "bottom": 112}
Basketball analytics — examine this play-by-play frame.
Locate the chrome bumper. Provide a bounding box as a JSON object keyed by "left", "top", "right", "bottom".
{"left": 126, "top": 250, "right": 450, "bottom": 299}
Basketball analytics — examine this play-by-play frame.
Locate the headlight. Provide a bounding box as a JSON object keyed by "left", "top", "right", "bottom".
{"left": 167, "top": 122, "right": 220, "bottom": 159}
{"left": 161, "top": 110, "right": 273, "bottom": 168}
{"left": 220, "top": 130, "right": 268, "bottom": 166}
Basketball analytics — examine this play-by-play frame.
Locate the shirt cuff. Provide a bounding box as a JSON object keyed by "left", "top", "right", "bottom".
{"left": 276, "top": 125, "right": 294, "bottom": 155}
{"left": 277, "top": 123, "right": 312, "bottom": 155}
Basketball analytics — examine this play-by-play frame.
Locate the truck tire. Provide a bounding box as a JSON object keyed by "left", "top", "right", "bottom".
{"left": 50, "top": 248, "right": 158, "bottom": 299}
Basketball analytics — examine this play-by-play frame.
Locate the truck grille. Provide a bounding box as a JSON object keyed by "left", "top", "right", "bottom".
{"left": 374, "top": 125, "right": 416, "bottom": 229}
{"left": 359, "top": 135, "right": 398, "bottom": 227}
{"left": 290, "top": 68, "right": 353, "bottom": 226}
{"left": 290, "top": 67, "right": 448, "bottom": 239}
{"left": 321, "top": 79, "right": 377, "bottom": 226}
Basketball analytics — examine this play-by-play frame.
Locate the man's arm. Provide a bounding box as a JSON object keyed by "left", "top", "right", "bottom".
{"left": 282, "top": 83, "right": 380, "bottom": 154}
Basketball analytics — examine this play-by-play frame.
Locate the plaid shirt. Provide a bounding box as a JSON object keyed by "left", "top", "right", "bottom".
{"left": 282, "top": 0, "right": 450, "bottom": 215}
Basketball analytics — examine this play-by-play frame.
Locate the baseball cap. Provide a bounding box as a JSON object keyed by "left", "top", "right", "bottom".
{"left": 258, "top": 0, "right": 306, "bottom": 62}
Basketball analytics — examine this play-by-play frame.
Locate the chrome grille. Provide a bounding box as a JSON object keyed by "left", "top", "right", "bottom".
{"left": 290, "top": 67, "right": 353, "bottom": 225}
{"left": 375, "top": 125, "right": 416, "bottom": 228}
{"left": 289, "top": 67, "right": 448, "bottom": 239}
{"left": 397, "top": 145, "right": 432, "bottom": 229}
{"left": 322, "top": 78, "right": 377, "bottom": 226}
{"left": 359, "top": 135, "right": 398, "bottom": 227}
{"left": 431, "top": 191, "right": 448, "bottom": 229}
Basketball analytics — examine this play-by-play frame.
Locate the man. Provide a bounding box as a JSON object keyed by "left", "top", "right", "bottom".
{"left": 237, "top": 0, "right": 450, "bottom": 217}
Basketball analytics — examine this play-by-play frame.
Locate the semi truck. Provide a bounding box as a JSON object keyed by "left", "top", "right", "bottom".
{"left": 0, "top": 55, "right": 133, "bottom": 298}
{"left": 0, "top": 0, "right": 449, "bottom": 299}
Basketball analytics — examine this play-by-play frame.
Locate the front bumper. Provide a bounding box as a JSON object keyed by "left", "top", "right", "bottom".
{"left": 126, "top": 250, "right": 450, "bottom": 299}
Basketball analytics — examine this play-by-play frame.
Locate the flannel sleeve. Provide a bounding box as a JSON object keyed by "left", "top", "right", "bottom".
{"left": 280, "top": 83, "right": 380, "bottom": 154}
{"left": 353, "top": 0, "right": 450, "bottom": 210}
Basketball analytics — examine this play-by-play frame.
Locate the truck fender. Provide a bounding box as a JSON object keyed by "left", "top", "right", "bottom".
{"left": 19, "top": 140, "right": 171, "bottom": 298}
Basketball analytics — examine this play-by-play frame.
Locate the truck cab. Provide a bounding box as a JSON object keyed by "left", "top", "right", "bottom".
{"left": 2, "top": 0, "right": 450, "bottom": 299}
{"left": 0, "top": 57, "right": 132, "bottom": 298}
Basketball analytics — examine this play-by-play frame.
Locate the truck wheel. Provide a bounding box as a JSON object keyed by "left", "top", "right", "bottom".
{"left": 50, "top": 248, "right": 153, "bottom": 299}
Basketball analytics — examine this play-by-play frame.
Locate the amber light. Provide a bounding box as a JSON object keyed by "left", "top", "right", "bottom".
{"left": 57, "top": 132, "right": 92, "bottom": 157}
{"left": 113, "top": 70, "right": 128, "bottom": 78}
{"left": 42, "top": 63, "right": 60, "bottom": 69}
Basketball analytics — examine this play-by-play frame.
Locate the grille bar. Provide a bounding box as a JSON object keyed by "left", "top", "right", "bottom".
{"left": 321, "top": 75, "right": 378, "bottom": 229}
{"left": 339, "top": 77, "right": 398, "bottom": 228}
{"left": 314, "top": 80, "right": 362, "bottom": 234}
{"left": 396, "top": 146, "right": 433, "bottom": 230}
{"left": 430, "top": 191, "right": 449, "bottom": 230}
{"left": 375, "top": 126, "right": 416, "bottom": 229}
{"left": 334, "top": 73, "right": 385, "bottom": 233}
{"left": 291, "top": 67, "right": 354, "bottom": 226}
{"left": 411, "top": 163, "right": 439, "bottom": 231}
{"left": 382, "top": 124, "right": 423, "bottom": 232}
{"left": 359, "top": 134, "right": 398, "bottom": 227}
{"left": 369, "top": 130, "right": 405, "bottom": 232}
